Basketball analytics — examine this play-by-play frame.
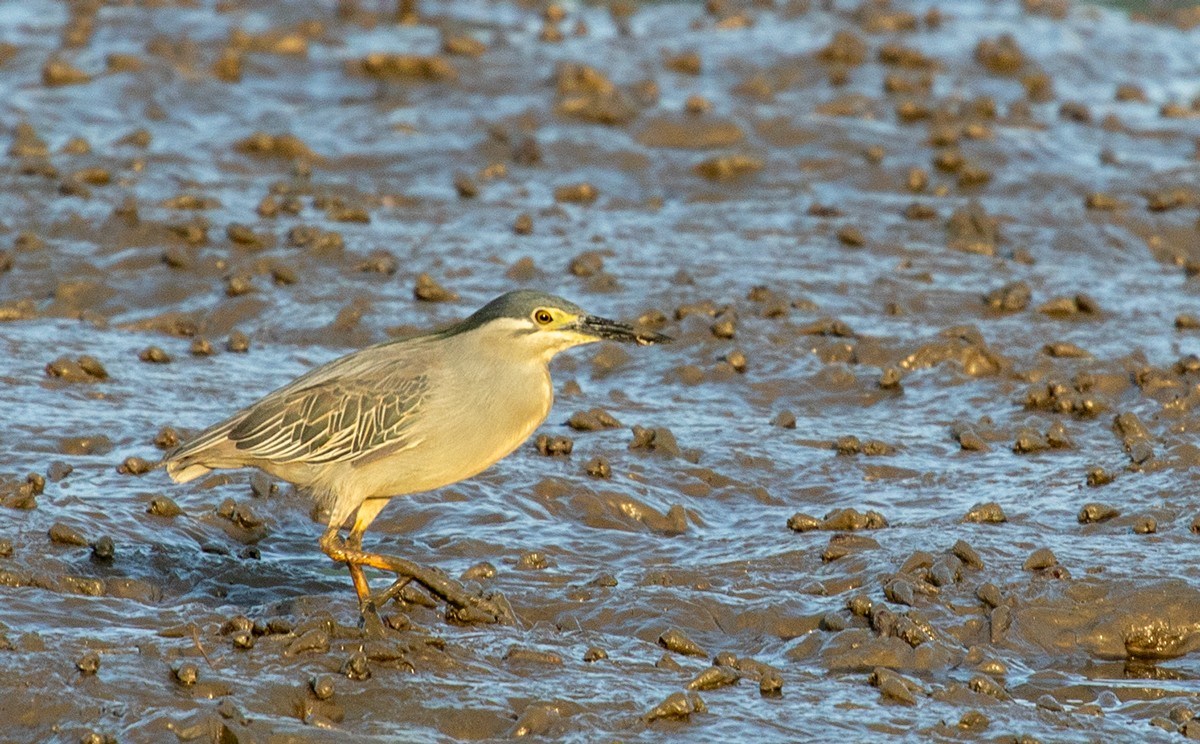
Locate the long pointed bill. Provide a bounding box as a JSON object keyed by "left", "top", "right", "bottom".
{"left": 577, "top": 316, "right": 672, "bottom": 346}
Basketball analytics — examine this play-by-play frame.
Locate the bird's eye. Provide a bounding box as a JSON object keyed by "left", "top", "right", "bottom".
{"left": 534, "top": 309, "right": 554, "bottom": 325}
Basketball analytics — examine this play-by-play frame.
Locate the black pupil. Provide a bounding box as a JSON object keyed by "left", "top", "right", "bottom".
{"left": 537, "top": 311, "right": 551, "bottom": 323}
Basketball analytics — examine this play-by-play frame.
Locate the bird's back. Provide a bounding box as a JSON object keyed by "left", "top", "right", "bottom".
{"left": 163, "top": 334, "right": 441, "bottom": 486}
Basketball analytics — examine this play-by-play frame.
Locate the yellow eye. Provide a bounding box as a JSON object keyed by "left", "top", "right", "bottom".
{"left": 533, "top": 309, "right": 554, "bottom": 325}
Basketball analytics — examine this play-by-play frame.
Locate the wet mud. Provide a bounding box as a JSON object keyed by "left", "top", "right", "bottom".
{"left": 2, "top": 0, "right": 1200, "bottom": 741}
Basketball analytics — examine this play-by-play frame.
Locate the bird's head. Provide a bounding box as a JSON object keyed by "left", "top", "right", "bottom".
{"left": 451, "top": 289, "right": 671, "bottom": 363}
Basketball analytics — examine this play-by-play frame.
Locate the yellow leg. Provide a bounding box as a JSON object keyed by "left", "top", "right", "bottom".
{"left": 317, "top": 526, "right": 512, "bottom": 625}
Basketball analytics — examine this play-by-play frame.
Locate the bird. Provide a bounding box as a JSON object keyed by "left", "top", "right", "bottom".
{"left": 163, "top": 289, "right": 670, "bottom": 624}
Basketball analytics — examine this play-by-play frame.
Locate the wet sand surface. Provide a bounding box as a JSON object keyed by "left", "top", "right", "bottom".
{"left": 3, "top": 0, "right": 1200, "bottom": 740}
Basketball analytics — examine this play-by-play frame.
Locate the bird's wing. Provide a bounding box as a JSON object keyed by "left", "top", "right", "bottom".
{"left": 226, "top": 366, "right": 430, "bottom": 466}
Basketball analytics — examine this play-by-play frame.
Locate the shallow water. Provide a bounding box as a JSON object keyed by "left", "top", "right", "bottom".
{"left": 3, "top": 0, "right": 1200, "bottom": 741}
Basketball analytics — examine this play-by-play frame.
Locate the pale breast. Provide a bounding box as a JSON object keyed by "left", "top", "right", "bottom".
{"left": 351, "top": 357, "right": 553, "bottom": 498}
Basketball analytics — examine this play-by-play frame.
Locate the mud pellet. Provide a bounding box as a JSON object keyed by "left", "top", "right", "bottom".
{"left": 1078, "top": 503, "right": 1119, "bottom": 523}
{"left": 45, "top": 461, "right": 72, "bottom": 482}
{"left": 154, "top": 427, "right": 180, "bottom": 450}
{"left": 225, "top": 274, "right": 254, "bottom": 297}
{"left": 990, "top": 605, "right": 1011, "bottom": 643}
{"left": 963, "top": 502, "right": 1006, "bottom": 523}
{"left": 453, "top": 172, "right": 478, "bottom": 198}
{"left": 871, "top": 668, "right": 917, "bottom": 705}
{"left": 1150, "top": 717, "right": 1177, "bottom": 732}
{"left": 341, "top": 651, "right": 371, "bottom": 680}
{"left": 884, "top": 578, "right": 916, "bottom": 606}
{"left": 958, "top": 710, "right": 989, "bottom": 731}
{"left": 976, "top": 582, "right": 1002, "bottom": 608}
{"left": 516, "top": 551, "right": 551, "bottom": 570}
{"left": 136, "top": 346, "right": 170, "bottom": 364}
{"left": 869, "top": 605, "right": 896, "bottom": 635}
{"left": 1046, "top": 421, "right": 1073, "bottom": 448}
{"left": 1023, "top": 547, "right": 1057, "bottom": 571}
{"left": 588, "top": 573, "right": 617, "bottom": 587}
{"left": 1172, "top": 707, "right": 1197, "bottom": 725}
{"left": 220, "top": 616, "right": 253, "bottom": 635}
{"left": 836, "top": 436, "right": 862, "bottom": 455}
{"left": 554, "top": 182, "right": 597, "bottom": 204}
{"left": 310, "top": 675, "right": 335, "bottom": 700}
{"left": 658, "top": 628, "right": 707, "bottom": 657}
{"left": 504, "top": 647, "right": 563, "bottom": 665}
{"left": 968, "top": 674, "right": 1009, "bottom": 700}
{"left": 147, "top": 495, "right": 184, "bottom": 518}
{"left": 118, "top": 456, "right": 153, "bottom": 475}
{"left": 91, "top": 536, "right": 114, "bottom": 561}
{"left": 837, "top": 225, "right": 865, "bottom": 246}
{"left": 1013, "top": 427, "right": 1049, "bottom": 453}
{"left": 655, "top": 653, "right": 684, "bottom": 672}
{"left": 724, "top": 350, "right": 747, "bottom": 372}
{"left": 49, "top": 522, "right": 88, "bottom": 546}
{"left": 568, "top": 408, "right": 621, "bottom": 431}
{"left": 535, "top": 434, "right": 573, "bottom": 456}
{"left": 226, "top": 331, "right": 250, "bottom": 353}
{"left": 286, "top": 628, "right": 330, "bottom": 657}
{"left": 173, "top": 661, "right": 199, "bottom": 686}
{"left": 76, "top": 650, "right": 101, "bottom": 675}
{"left": 267, "top": 614, "right": 292, "bottom": 633}
{"left": 642, "top": 691, "right": 705, "bottom": 722}
{"left": 502, "top": 214, "right": 535, "bottom": 241}
{"left": 271, "top": 263, "right": 298, "bottom": 285}
{"left": 1133, "top": 516, "right": 1157, "bottom": 534}
{"left": 847, "top": 595, "right": 873, "bottom": 616}
{"left": 952, "top": 540, "right": 984, "bottom": 569}
{"left": 460, "top": 561, "right": 496, "bottom": 580}
{"left": 787, "top": 512, "right": 820, "bottom": 532}
{"left": 232, "top": 628, "right": 256, "bottom": 648}
{"left": 584, "top": 457, "right": 611, "bottom": 478}
{"left": 413, "top": 273, "right": 458, "bottom": 302}
{"left": 710, "top": 317, "right": 736, "bottom": 339}
{"left": 583, "top": 647, "right": 608, "bottom": 662}
{"left": 687, "top": 665, "right": 738, "bottom": 691}
{"left": 929, "top": 558, "right": 958, "bottom": 587}
{"left": 759, "top": 671, "right": 783, "bottom": 696}
{"left": 1086, "top": 467, "right": 1115, "bottom": 487}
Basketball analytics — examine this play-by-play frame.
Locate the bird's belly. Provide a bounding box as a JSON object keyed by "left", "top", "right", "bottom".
{"left": 354, "top": 369, "right": 551, "bottom": 497}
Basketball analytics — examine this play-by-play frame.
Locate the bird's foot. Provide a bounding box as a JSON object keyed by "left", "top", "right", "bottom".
{"left": 364, "top": 554, "right": 515, "bottom": 625}
{"left": 358, "top": 597, "right": 389, "bottom": 639}
{"left": 320, "top": 530, "right": 515, "bottom": 625}
{"left": 368, "top": 570, "right": 515, "bottom": 626}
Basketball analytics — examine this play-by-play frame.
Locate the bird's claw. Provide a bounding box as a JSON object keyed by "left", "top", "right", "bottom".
{"left": 322, "top": 531, "right": 516, "bottom": 626}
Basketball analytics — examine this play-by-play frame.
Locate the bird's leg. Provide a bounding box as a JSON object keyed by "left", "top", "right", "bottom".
{"left": 319, "top": 527, "right": 513, "bottom": 625}
{"left": 363, "top": 550, "right": 513, "bottom": 625}
{"left": 319, "top": 527, "right": 386, "bottom": 636}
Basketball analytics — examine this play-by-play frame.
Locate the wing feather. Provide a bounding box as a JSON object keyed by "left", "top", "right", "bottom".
{"left": 165, "top": 339, "right": 436, "bottom": 478}
{"left": 227, "top": 372, "right": 429, "bottom": 466}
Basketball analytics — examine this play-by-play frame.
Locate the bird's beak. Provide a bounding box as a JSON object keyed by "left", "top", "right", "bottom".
{"left": 577, "top": 315, "right": 672, "bottom": 346}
